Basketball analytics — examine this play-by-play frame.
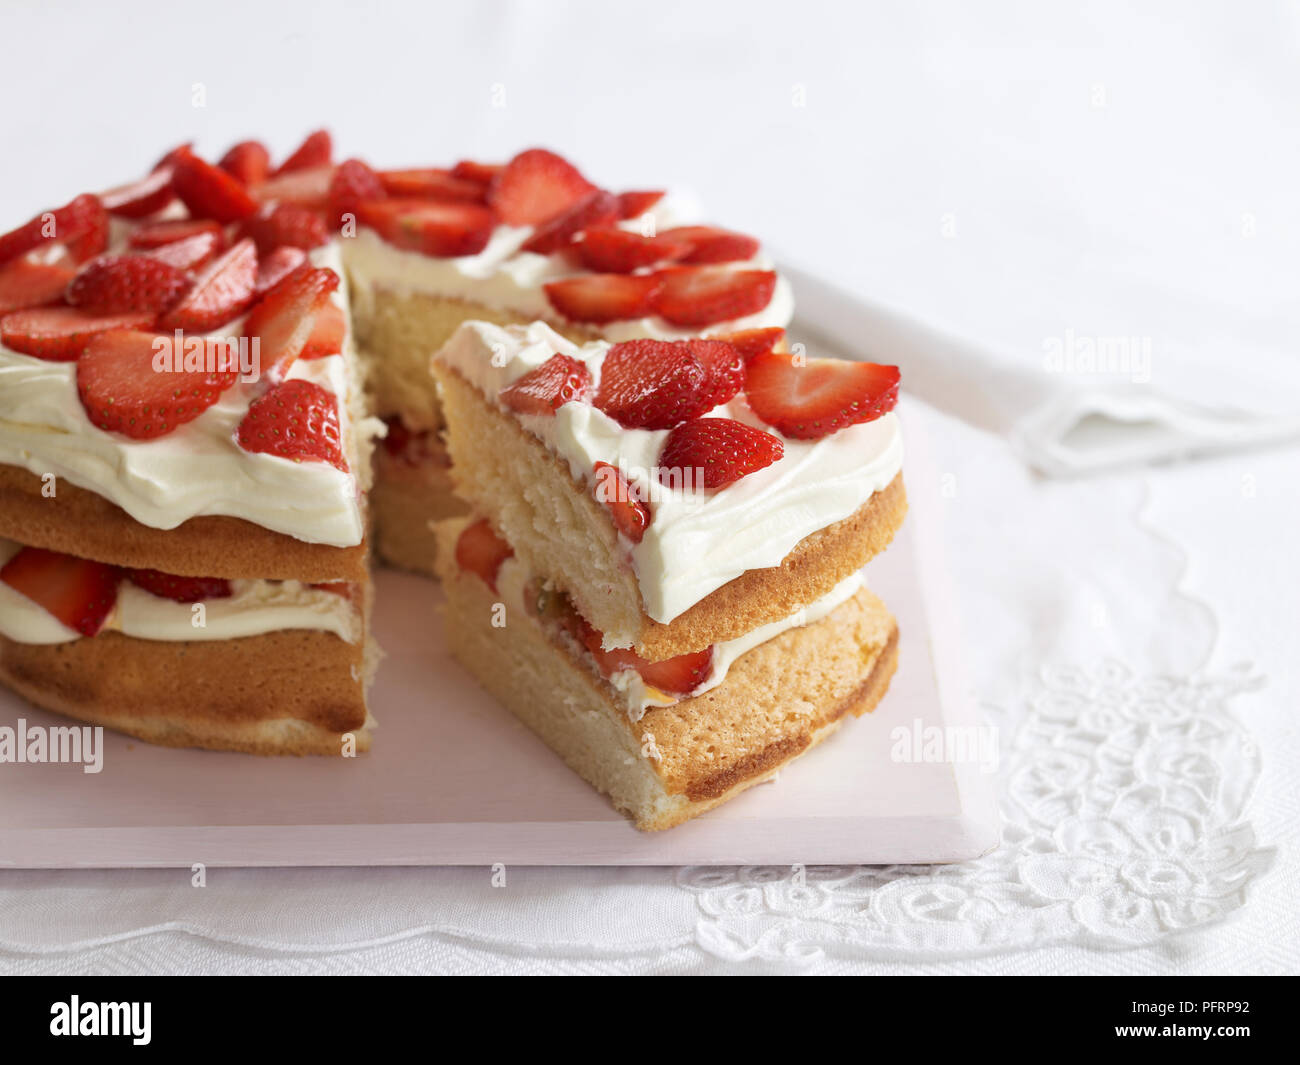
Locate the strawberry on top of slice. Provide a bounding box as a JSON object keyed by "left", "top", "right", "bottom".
{"left": 488, "top": 148, "right": 597, "bottom": 227}
{"left": 99, "top": 167, "right": 176, "bottom": 219}
{"left": 593, "top": 338, "right": 744, "bottom": 430}
{"left": 615, "top": 190, "right": 666, "bottom": 220}
{"left": 651, "top": 266, "right": 777, "bottom": 327}
{"left": 0, "top": 307, "right": 156, "bottom": 362}
{"left": 159, "top": 237, "right": 259, "bottom": 333}
{"left": 240, "top": 203, "right": 329, "bottom": 254}
{"left": 378, "top": 168, "right": 486, "bottom": 204}
{"left": 235, "top": 378, "right": 347, "bottom": 471}
{"left": 169, "top": 146, "right": 258, "bottom": 224}
{"left": 274, "top": 130, "right": 333, "bottom": 176}
{"left": 453, "top": 518, "right": 514, "bottom": 594}
{"left": 658, "top": 416, "right": 784, "bottom": 490}
{"left": 241, "top": 266, "right": 340, "bottom": 381}
{"left": 575, "top": 227, "right": 691, "bottom": 274}
{"left": 0, "top": 546, "right": 120, "bottom": 637}
{"left": 128, "top": 217, "right": 225, "bottom": 251}
{"left": 498, "top": 353, "right": 592, "bottom": 416}
{"left": 356, "top": 199, "right": 494, "bottom": 258}
{"left": 76, "top": 330, "right": 240, "bottom": 439}
{"left": 65, "top": 254, "right": 190, "bottom": 315}
{"left": 542, "top": 273, "right": 661, "bottom": 324}
{"left": 743, "top": 350, "right": 900, "bottom": 440}
{"left": 661, "top": 225, "right": 760, "bottom": 264}
{"left": 520, "top": 190, "right": 620, "bottom": 255}
{"left": 0, "top": 259, "right": 76, "bottom": 314}
{"left": 0, "top": 193, "right": 107, "bottom": 268}
{"left": 218, "top": 140, "right": 271, "bottom": 187}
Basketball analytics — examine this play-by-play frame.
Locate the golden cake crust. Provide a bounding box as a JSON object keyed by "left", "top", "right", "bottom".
{"left": 0, "top": 628, "right": 372, "bottom": 756}
{"left": 0, "top": 463, "right": 368, "bottom": 582}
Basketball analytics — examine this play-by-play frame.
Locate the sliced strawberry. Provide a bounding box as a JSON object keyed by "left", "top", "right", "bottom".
{"left": 0, "top": 308, "right": 155, "bottom": 361}
{"left": 0, "top": 194, "right": 106, "bottom": 268}
{"left": 488, "top": 148, "right": 596, "bottom": 226}
{"left": 593, "top": 338, "right": 741, "bottom": 429}
{"left": 65, "top": 254, "right": 190, "bottom": 315}
{"left": 542, "top": 273, "right": 661, "bottom": 324}
{"left": 651, "top": 266, "right": 776, "bottom": 327}
{"left": 706, "top": 326, "right": 784, "bottom": 360}
{"left": 356, "top": 199, "right": 494, "bottom": 257}
{"left": 159, "top": 237, "right": 258, "bottom": 332}
{"left": 62, "top": 203, "right": 111, "bottom": 265}
{"left": 218, "top": 140, "right": 271, "bottom": 187}
{"left": 498, "top": 353, "right": 592, "bottom": 415}
{"left": 254, "top": 165, "right": 336, "bottom": 212}
{"left": 659, "top": 417, "right": 783, "bottom": 490}
{"left": 145, "top": 231, "right": 222, "bottom": 271}
{"left": 170, "top": 146, "right": 258, "bottom": 223}
{"left": 453, "top": 518, "right": 513, "bottom": 594}
{"left": 576, "top": 227, "right": 690, "bottom": 274}
{"left": 328, "top": 158, "right": 386, "bottom": 227}
{"left": 616, "top": 190, "right": 666, "bottom": 220}
{"left": 451, "top": 160, "right": 502, "bottom": 185}
{"left": 275, "top": 130, "right": 332, "bottom": 175}
{"left": 128, "top": 218, "right": 225, "bottom": 250}
{"left": 235, "top": 379, "right": 347, "bottom": 470}
{"left": 592, "top": 461, "right": 650, "bottom": 543}
{"left": 127, "top": 568, "right": 232, "bottom": 603}
{"left": 520, "top": 190, "right": 619, "bottom": 255}
{"left": 0, "top": 259, "right": 76, "bottom": 313}
{"left": 241, "top": 266, "right": 339, "bottom": 380}
{"left": 254, "top": 246, "right": 308, "bottom": 297}
{"left": 153, "top": 143, "right": 192, "bottom": 172}
{"left": 743, "top": 351, "right": 900, "bottom": 439}
{"left": 662, "top": 225, "right": 760, "bottom": 264}
{"left": 0, "top": 547, "right": 119, "bottom": 637}
{"left": 299, "top": 301, "right": 346, "bottom": 359}
{"left": 77, "top": 330, "right": 238, "bottom": 438}
{"left": 573, "top": 613, "right": 713, "bottom": 695}
{"left": 378, "top": 168, "right": 485, "bottom": 203}
{"left": 240, "top": 203, "right": 329, "bottom": 253}
{"left": 99, "top": 167, "right": 176, "bottom": 219}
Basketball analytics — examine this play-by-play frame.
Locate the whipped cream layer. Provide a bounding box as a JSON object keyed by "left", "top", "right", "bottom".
{"left": 436, "top": 321, "right": 903, "bottom": 624}
{"left": 0, "top": 244, "right": 379, "bottom": 548}
{"left": 496, "top": 552, "right": 864, "bottom": 720}
{"left": 0, "top": 540, "right": 360, "bottom": 645}
{"left": 343, "top": 193, "right": 794, "bottom": 342}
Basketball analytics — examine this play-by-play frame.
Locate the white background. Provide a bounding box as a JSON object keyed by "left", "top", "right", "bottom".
{"left": 0, "top": 0, "right": 1296, "bottom": 974}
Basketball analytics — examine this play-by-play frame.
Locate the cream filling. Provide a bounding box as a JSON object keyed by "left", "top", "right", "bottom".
{"left": 435, "top": 321, "right": 903, "bottom": 627}
{"left": 0, "top": 539, "right": 359, "bottom": 645}
{"left": 496, "top": 553, "right": 863, "bottom": 720}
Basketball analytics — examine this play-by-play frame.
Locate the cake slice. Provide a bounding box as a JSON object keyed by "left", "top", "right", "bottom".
{"left": 435, "top": 517, "right": 898, "bottom": 830}
{"left": 432, "top": 321, "right": 906, "bottom": 659}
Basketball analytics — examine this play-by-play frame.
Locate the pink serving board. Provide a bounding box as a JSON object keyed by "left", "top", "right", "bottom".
{"left": 0, "top": 295, "right": 999, "bottom": 868}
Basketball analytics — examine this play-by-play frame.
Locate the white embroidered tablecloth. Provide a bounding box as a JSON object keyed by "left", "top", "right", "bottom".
{"left": 0, "top": 0, "right": 1294, "bottom": 975}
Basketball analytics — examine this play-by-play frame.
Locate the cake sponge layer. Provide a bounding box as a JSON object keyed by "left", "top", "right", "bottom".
{"left": 0, "top": 629, "right": 375, "bottom": 755}
{"left": 434, "top": 518, "right": 898, "bottom": 830}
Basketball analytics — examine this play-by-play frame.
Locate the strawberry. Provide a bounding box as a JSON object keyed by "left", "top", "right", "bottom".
{"left": 453, "top": 518, "right": 513, "bottom": 594}
{"left": 498, "top": 353, "right": 592, "bottom": 415}
{"left": 65, "top": 254, "right": 190, "bottom": 315}
{"left": 159, "top": 237, "right": 258, "bottom": 333}
{"left": 575, "top": 227, "right": 690, "bottom": 274}
{"left": 153, "top": 143, "right": 193, "bottom": 172}
{"left": 63, "top": 203, "right": 111, "bottom": 264}
{"left": 592, "top": 461, "right": 650, "bottom": 543}
{"left": 275, "top": 130, "right": 332, "bottom": 175}
{"left": 379, "top": 416, "right": 440, "bottom": 467}
{"left": 488, "top": 148, "right": 596, "bottom": 226}
{"left": 0, "top": 547, "right": 119, "bottom": 637}
{"left": 241, "top": 266, "right": 339, "bottom": 380}
{"left": 254, "top": 165, "right": 336, "bottom": 212}
{"left": 128, "top": 218, "right": 225, "bottom": 250}
{"left": 0, "top": 194, "right": 106, "bottom": 268}
{"left": 77, "top": 330, "right": 239, "bottom": 438}
{"left": 145, "top": 231, "right": 222, "bottom": 271}
{"left": 593, "top": 338, "right": 742, "bottom": 429}
{"left": 218, "top": 140, "right": 271, "bottom": 187}
{"left": 542, "top": 273, "right": 661, "bottom": 324}
{"left": 450, "top": 160, "right": 502, "bottom": 185}
{"left": 170, "top": 146, "right": 258, "bottom": 223}
{"left": 254, "top": 246, "right": 308, "bottom": 297}
{"left": 743, "top": 351, "right": 900, "bottom": 439}
{"left": 235, "top": 379, "right": 346, "bottom": 470}
{"left": 658, "top": 417, "right": 783, "bottom": 490}
{"left": 127, "top": 568, "right": 232, "bottom": 603}
{"left": 328, "top": 158, "right": 386, "bottom": 228}
{"left": 99, "top": 168, "right": 176, "bottom": 219}
{"left": 651, "top": 266, "right": 776, "bottom": 327}
{"left": 356, "top": 199, "right": 494, "bottom": 257}
{"left": 616, "top": 190, "right": 666, "bottom": 220}
{"left": 0, "top": 308, "right": 154, "bottom": 361}
{"left": 572, "top": 613, "right": 712, "bottom": 695}
{"left": 240, "top": 203, "right": 329, "bottom": 253}
{"left": 299, "top": 301, "right": 346, "bottom": 359}
{"left": 520, "top": 190, "right": 620, "bottom": 255}
{"left": 662, "top": 225, "right": 760, "bottom": 264}
{"left": 0, "top": 259, "right": 75, "bottom": 313}
{"left": 706, "top": 326, "right": 784, "bottom": 360}
{"left": 378, "top": 168, "right": 485, "bottom": 203}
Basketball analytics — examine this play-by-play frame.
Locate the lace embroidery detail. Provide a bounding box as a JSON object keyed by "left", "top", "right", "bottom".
{"left": 680, "top": 663, "right": 1274, "bottom": 965}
